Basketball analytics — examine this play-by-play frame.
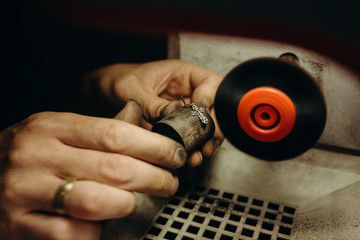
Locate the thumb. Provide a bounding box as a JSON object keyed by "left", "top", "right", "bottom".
{"left": 114, "top": 100, "right": 143, "bottom": 125}
{"left": 143, "top": 98, "right": 183, "bottom": 123}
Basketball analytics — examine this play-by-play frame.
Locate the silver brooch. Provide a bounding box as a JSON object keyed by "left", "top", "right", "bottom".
{"left": 190, "top": 103, "right": 208, "bottom": 124}
{"left": 181, "top": 96, "right": 209, "bottom": 124}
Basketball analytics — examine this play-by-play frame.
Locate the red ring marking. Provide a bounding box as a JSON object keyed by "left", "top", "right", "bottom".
{"left": 253, "top": 105, "right": 278, "bottom": 128}
{"left": 237, "top": 87, "right": 296, "bottom": 142}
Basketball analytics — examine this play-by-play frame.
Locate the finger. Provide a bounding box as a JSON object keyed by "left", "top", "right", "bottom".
{"left": 113, "top": 100, "right": 142, "bottom": 125}
{"left": 187, "top": 151, "right": 203, "bottom": 167}
{"left": 52, "top": 113, "right": 187, "bottom": 169}
{"left": 161, "top": 100, "right": 183, "bottom": 117}
{"left": 14, "top": 173, "right": 136, "bottom": 220}
{"left": 140, "top": 97, "right": 183, "bottom": 123}
{"left": 138, "top": 99, "right": 182, "bottom": 129}
{"left": 114, "top": 77, "right": 173, "bottom": 122}
{"left": 141, "top": 99, "right": 183, "bottom": 123}
{"left": 49, "top": 147, "right": 180, "bottom": 197}
{"left": 189, "top": 66, "right": 222, "bottom": 108}
{"left": 142, "top": 96, "right": 172, "bottom": 123}
{"left": 140, "top": 118, "right": 153, "bottom": 130}
{"left": 18, "top": 212, "right": 100, "bottom": 240}
{"left": 189, "top": 68, "right": 223, "bottom": 156}
{"left": 112, "top": 60, "right": 192, "bottom": 122}
{"left": 66, "top": 180, "right": 136, "bottom": 220}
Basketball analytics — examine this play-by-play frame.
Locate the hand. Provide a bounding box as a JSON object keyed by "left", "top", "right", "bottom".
{"left": 0, "top": 101, "right": 186, "bottom": 240}
{"left": 86, "top": 60, "right": 224, "bottom": 166}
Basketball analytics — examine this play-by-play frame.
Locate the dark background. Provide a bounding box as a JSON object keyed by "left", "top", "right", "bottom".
{"left": 0, "top": 0, "right": 167, "bottom": 130}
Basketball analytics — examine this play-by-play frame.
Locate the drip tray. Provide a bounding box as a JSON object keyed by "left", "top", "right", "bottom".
{"left": 142, "top": 185, "right": 296, "bottom": 240}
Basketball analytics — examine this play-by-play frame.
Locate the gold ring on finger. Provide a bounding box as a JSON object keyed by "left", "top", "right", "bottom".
{"left": 53, "top": 177, "right": 76, "bottom": 215}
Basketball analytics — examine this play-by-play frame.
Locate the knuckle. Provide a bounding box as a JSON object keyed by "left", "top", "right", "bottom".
{"left": 76, "top": 190, "right": 103, "bottom": 216}
{"left": 0, "top": 130, "right": 27, "bottom": 168}
{"left": 9, "top": 112, "right": 56, "bottom": 141}
{"left": 7, "top": 142, "right": 32, "bottom": 168}
{"left": 100, "top": 121, "right": 128, "bottom": 151}
{"left": 23, "top": 112, "right": 53, "bottom": 130}
{"left": 98, "top": 156, "right": 135, "bottom": 186}
{"left": 1, "top": 175, "right": 17, "bottom": 211}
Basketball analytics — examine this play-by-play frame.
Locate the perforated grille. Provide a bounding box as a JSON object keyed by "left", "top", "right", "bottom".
{"left": 142, "top": 186, "right": 296, "bottom": 240}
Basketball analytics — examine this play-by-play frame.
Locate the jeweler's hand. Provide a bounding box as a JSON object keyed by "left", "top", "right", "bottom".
{"left": 86, "top": 60, "right": 224, "bottom": 166}
{"left": 0, "top": 102, "right": 186, "bottom": 240}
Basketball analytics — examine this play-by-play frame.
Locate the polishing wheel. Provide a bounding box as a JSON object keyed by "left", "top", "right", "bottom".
{"left": 214, "top": 56, "right": 327, "bottom": 160}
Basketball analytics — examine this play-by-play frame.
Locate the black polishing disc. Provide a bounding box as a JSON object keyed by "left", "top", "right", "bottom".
{"left": 214, "top": 58, "right": 327, "bottom": 160}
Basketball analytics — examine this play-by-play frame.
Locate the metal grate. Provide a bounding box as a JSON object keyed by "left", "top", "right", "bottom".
{"left": 142, "top": 186, "right": 296, "bottom": 240}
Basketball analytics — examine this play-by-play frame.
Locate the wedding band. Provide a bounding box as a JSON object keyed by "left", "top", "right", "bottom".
{"left": 53, "top": 177, "right": 76, "bottom": 215}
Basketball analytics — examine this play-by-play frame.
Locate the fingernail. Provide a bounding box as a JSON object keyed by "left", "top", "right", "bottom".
{"left": 212, "top": 139, "right": 221, "bottom": 155}
{"left": 172, "top": 147, "right": 187, "bottom": 168}
{"left": 169, "top": 175, "right": 179, "bottom": 196}
{"left": 197, "top": 152, "right": 203, "bottom": 167}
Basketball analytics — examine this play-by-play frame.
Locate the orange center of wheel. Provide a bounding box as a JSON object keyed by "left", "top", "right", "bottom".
{"left": 237, "top": 87, "right": 296, "bottom": 142}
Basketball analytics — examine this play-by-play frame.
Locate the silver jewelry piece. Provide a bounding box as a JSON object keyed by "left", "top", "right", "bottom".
{"left": 180, "top": 96, "right": 208, "bottom": 124}
{"left": 190, "top": 103, "right": 208, "bottom": 124}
